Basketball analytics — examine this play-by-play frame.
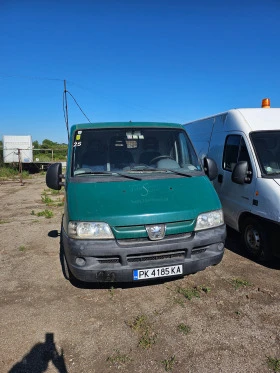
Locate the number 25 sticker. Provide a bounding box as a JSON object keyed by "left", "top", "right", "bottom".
{"left": 73, "top": 141, "right": 82, "bottom": 147}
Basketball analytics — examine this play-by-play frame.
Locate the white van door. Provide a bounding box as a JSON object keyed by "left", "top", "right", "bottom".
{"left": 212, "top": 134, "right": 256, "bottom": 231}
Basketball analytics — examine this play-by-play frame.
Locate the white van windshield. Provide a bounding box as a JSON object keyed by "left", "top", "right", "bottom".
{"left": 71, "top": 128, "right": 202, "bottom": 176}
{"left": 251, "top": 131, "right": 280, "bottom": 176}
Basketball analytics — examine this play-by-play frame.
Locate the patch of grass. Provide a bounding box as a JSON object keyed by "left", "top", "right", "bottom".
{"left": 128, "top": 314, "right": 157, "bottom": 349}
{"left": 267, "top": 356, "right": 280, "bottom": 372}
{"left": 161, "top": 355, "right": 176, "bottom": 372}
{"left": 199, "top": 285, "right": 211, "bottom": 294}
{"left": 50, "top": 189, "right": 61, "bottom": 195}
{"left": 55, "top": 199, "right": 64, "bottom": 207}
{"left": 0, "top": 219, "right": 9, "bottom": 224}
{"left": 0, "top": 166, "right": 29, "bottom": 179}
{"left": 177, "top": 323, "right": 191, "bottom": 335}
{"left": 138, "top": 330, "right": 157, "bottom": 349}
{"left": 41, "top": 194, "right": 53, "bottom": 205}
{"left": 176, "top": 285, "right": 201, "bottom": 300}
{"left": 107, "top": 349, "right": 131, "bottom": 367}
{"left": 108, "top": 286, "right": 115, "bottom": 299}
{"left": 231, "top": 278, "right": 252, "bottom": 290}
{"left": 36, "top": 209, "right": 53, "bottom": 218}
{"left": 18, "top": 245, "right": 27, "bottom": 252}
{"left": 129, "top": 314, "right": 148, "bottom": 331}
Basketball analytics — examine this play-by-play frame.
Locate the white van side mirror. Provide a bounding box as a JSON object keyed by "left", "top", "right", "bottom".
{"left": 231, "top": 161, "right": 252, "bottom": 184}
{"left": 203, "top": 157, "right": 218, "bottom": 181}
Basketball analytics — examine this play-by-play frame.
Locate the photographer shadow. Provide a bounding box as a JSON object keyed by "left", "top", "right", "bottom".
{"left": 9, "top": 333, "right": 68, "bottom": 373}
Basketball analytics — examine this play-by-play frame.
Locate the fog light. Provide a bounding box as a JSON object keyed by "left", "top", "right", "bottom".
{"left": 76, "top": 257, "right": 86, "bottom": 266}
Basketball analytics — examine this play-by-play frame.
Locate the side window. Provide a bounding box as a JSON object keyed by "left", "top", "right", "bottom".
{"left": 223, "top": 135, "right": 252, "bottom": 172}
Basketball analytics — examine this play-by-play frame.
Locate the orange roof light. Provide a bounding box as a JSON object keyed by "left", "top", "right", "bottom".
{"left": 261, "top": 98, "right": 270, "bottom": 108}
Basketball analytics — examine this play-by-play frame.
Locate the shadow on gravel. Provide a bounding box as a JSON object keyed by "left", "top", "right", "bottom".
{"left": 48, "top": 230, "right": 60, "bottom": 238}
{"left": 8, "top": 333, "right": 68, "bottom": 373}
{"left": 225, "top": 226, "right": 280, "bottom": 270}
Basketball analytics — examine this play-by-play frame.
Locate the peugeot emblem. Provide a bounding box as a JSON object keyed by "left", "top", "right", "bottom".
{"left": 146, "top": 224, "right": 166, "bottom": 241}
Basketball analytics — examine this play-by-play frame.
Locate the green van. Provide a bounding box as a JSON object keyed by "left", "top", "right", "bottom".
{"left": 46, "top": 122, "right": 226, "bottom": 283}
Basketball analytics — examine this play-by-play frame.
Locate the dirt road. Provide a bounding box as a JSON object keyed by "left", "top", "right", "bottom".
{"left": 0, "top": 174, "right": 279, "bottom": 373}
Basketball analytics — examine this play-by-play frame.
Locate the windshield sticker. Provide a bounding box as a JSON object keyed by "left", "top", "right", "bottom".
{"left": 73, "top": 141, "right": 82, "bottom": 147}
{"left": 76, "top": 134, "right": 81, "bottom": 141}
{"left": 126, "top": 131, "right": 144, "bottom": 140}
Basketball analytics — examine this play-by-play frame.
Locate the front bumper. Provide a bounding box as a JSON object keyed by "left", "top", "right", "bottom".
{"left": 62, "top": 224, "right": 226, "bottom": 282}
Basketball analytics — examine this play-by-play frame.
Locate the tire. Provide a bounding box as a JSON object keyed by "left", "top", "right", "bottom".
{"left": 241, "top": 217, "right": 272, "bottom": 261}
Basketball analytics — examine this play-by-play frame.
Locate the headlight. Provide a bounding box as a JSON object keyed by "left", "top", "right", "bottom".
{"left": 195, "top": 209, "right": 224, "bottom": 231}
{"left": 68, "top": 221, "right": 114, "bottom": 239}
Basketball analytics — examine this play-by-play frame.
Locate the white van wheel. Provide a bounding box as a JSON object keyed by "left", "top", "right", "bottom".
{"left": 241, "top": 218, "right": 271, "bottom": 261}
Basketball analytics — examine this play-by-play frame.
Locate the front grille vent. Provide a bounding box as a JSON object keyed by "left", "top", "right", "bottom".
{"left": 191, "top": 248, "right": 207, "bottom": 255}
{"left": 97, "top": 257, "right": 120, "bottom": 264}
{"left": 127, "top": 251, "right": 185, "bottom": 263}
{"left": 118, "top": 232, "right": 191, "bottom": 246}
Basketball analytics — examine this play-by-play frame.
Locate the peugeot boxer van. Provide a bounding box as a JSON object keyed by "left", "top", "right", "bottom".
{"left": 46, "top": 122, "right": 226, "bottom": 282}
{"left": 184, "top": 99, "right": 280, "bottom": 261}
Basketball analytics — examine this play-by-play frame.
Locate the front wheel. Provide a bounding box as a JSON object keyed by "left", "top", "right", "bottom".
{"left": 240, "top": 217, "right": 272, "bottom": 261}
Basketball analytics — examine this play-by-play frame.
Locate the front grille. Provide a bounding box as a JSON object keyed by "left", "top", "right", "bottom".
{"left": 127, "top": 251, "right": 185, "bottom": 263}
{"left": 97, "top": 257, "right": 120, "bottom": 264}
{"left": 117, "top": 232, "right": 191, "bottom": 246}
{"left": 191, "top": 247, "right": 207, "bottom": 255}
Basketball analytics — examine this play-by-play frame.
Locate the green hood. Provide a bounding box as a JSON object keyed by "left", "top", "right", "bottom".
{"left": 66, "top": 176, "right": 221, "bottom": 227}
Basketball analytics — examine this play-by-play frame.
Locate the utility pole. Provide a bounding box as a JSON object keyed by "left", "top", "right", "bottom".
{"left": 64, "top": 80, "right": 69, "bottom": 140}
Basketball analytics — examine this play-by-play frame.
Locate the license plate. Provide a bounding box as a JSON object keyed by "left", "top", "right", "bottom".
{"left": 133, "top": 265, "right": 183, "bottom": 280}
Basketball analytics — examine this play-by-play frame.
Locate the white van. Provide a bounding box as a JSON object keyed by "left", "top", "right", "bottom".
{"left": 184, "top": 99, "right": 280, "bottom": 261}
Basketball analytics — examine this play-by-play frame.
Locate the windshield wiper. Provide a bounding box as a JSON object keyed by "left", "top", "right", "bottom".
{"left": 75, "top": 170, "right": 142, "bottom": 180}
{"left": 161, "top": 169, "right": 192, "bottom": 177}
{"left": 127, "top": 166, "right": 193, "bottom": 177}
{"left": 75, "top": 171, "right": 113, "bottom": 176}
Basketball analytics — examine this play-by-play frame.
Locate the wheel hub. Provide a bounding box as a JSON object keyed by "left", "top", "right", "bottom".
{"left": 246, "top": 226, "right": 260, "bottom": 251}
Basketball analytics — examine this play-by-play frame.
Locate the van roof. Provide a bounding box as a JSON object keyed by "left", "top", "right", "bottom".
{"left": 186, "top": 108, "right": 280, "bottom": 132}
{"left": 231, "top": 108, "right": 280, "bottom": 131}
{"left": 71, "top": 122, "right": 183, "bottom": 131}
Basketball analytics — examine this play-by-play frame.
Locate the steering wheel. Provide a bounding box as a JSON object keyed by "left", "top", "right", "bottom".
{"left": 149, "top": 155, "right": 174, "bottom": 164}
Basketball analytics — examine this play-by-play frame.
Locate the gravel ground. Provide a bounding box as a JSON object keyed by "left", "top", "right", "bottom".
{"left": 0, "top": 173, "right": 280, "bottom": 373}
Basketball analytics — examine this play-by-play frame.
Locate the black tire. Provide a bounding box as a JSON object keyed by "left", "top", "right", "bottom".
{"left": 241, "top": 217, "right": 272, "bottom": 261}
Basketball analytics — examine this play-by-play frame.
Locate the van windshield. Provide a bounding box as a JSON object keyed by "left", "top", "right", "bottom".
{"left": 71, "top": 128, "right": 202, "bottom": 177}
{"left": 251, "top": 131, "right": 280, "bottom": 176}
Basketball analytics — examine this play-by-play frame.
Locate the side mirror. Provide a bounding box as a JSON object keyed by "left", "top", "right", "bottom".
{"left": 231, "top": 161, "right": 251, "bottom": 184}
{"left": 46, "top": 163, "right": 64, "bottom": 190}
{"left": 203, "top": 157, "right": 218, "bottom": 181}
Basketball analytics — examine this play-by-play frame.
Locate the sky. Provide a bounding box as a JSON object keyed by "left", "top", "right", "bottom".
{"left": 0, "top": 0, "right": 280, "bottom": 144}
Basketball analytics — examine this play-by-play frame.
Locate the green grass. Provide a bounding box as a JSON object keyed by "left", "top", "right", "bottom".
{"left": 41, "top": 194, "right": 54, "bottom": 205}
{"left": 129, "top": 314, "right": 148, "bottom": 331}
{"left": 138, "top": 330, "right": 157, "bottom": 349}
{"left": 161, "top": 355, "right": 176, "bottom": 372}
{"left": 0, "top": 166, "right": 29, "bottom": 179}
{"left": 128, "top": 314, "right": 157, "bottom": 349}
{"left": 36, "top": 209, "right": 54, "bottom": 218}
{"left": 106, "top": 349, "right": 131, "bottom": 366}
{"left": 177, "top": 323, "right": 191, "bottom": 335}
{"left": 267, "top": 356, "right": 280, "bottom": 372}
{"left": 0, "top": 219, "right": 9, "bottom": 224}
{"left": 18, "top": 245, "right": 27, "bottom": 252}
{"left": 176, "top": 285, "right": 201, "bottom": 300}
{"left": 231, "top": 278, "right": 252, "bottom": 290}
